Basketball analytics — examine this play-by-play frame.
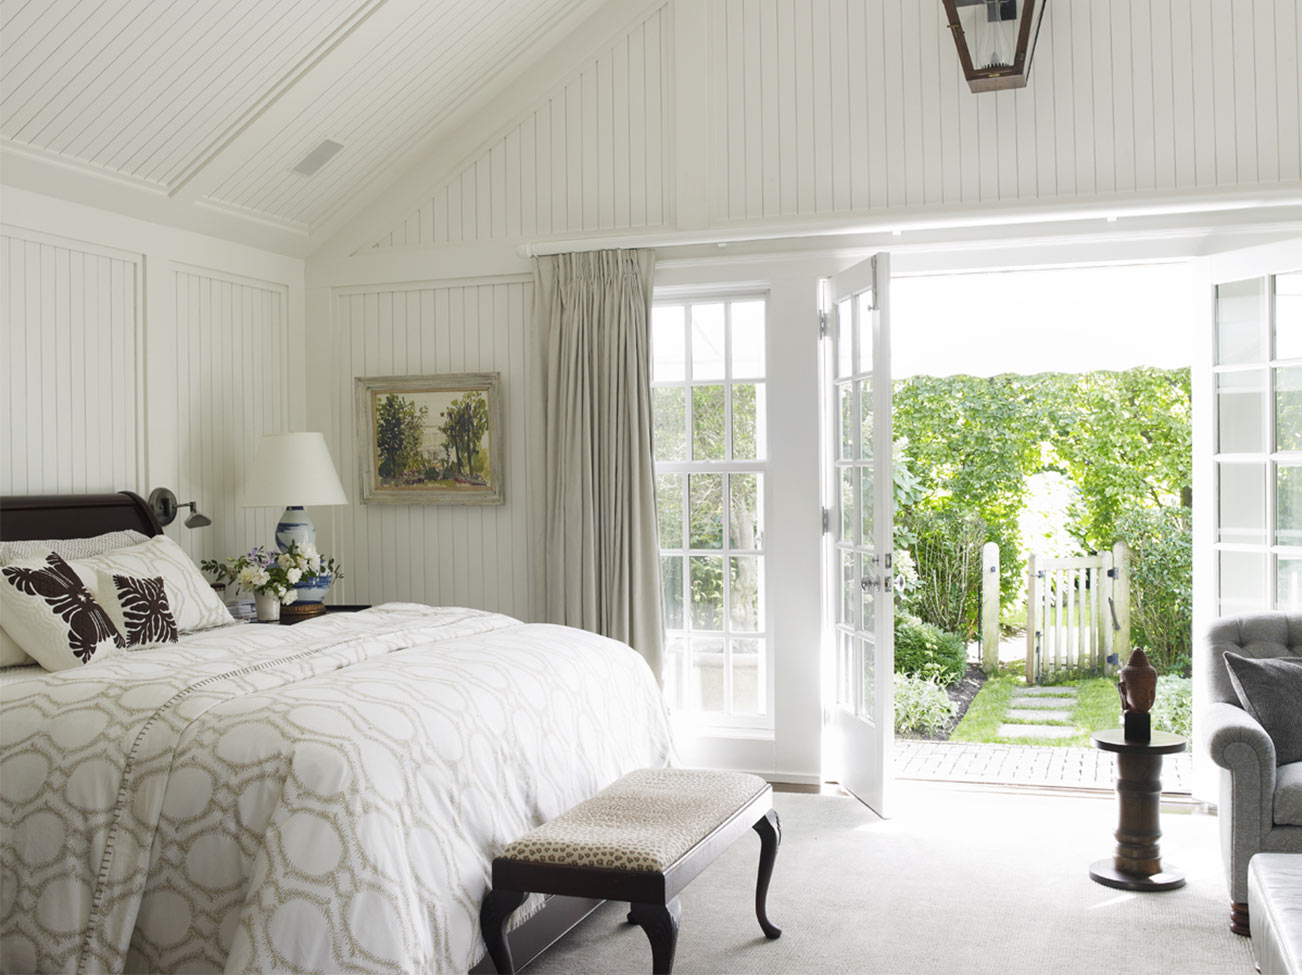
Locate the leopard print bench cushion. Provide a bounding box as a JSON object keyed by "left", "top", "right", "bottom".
{"left": 501, "top": 767, "right": 768, "bottom": 873}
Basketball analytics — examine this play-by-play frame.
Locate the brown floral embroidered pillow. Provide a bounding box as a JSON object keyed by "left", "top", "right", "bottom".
{"left": 98, "top": 570, "right": 179, "bottom": 649}
{"left": 0, "top": 552, "right": 125, "bottom": 671}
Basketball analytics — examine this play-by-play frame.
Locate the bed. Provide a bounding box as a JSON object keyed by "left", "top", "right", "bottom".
{"left": 0, "top": 492, "right": 674, "bottom": 974}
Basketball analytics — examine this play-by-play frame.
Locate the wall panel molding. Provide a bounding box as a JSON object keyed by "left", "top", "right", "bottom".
{"left": 1, "top": 226, "right": 145, "bottom": 497}
{"left": 326, "top": 280, "right": 537, "bottom": 620}
{"left": 169, "top": 267, "right": 290, "bottom": 563}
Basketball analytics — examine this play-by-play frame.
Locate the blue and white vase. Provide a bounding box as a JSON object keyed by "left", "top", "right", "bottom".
{"left": 293, "top": 573, "right": 333, "bottom": 605}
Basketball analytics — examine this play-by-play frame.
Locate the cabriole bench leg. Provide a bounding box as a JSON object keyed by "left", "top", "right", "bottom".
{"left": 480, "top": 888, "right": 526, "bottom": 974}
{"left": 630, "top": 897, "right": 681, "bottom": 974}
{"left": 752, "top": 808, "right": 782, "bottom": 939}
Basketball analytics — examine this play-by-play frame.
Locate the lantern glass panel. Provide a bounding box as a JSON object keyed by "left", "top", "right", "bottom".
{"left": 956, "top": 0, "right": 1022, "bottom": 71}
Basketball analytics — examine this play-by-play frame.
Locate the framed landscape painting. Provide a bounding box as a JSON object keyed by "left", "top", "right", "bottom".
{"left": 355, "top": 372, "right": 504, "bottom": 505}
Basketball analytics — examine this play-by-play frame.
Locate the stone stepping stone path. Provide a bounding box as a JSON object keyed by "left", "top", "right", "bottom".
{"left": 1005, "top": 708, "right": 1074, "bottom": 723}
{"left": 997, "top": 686, "right": 1082, "bottom": 740}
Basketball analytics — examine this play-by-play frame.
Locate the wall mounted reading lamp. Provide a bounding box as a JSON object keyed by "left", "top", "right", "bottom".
{"left": 148, "top": 487, "right": 212, "bottom": 528}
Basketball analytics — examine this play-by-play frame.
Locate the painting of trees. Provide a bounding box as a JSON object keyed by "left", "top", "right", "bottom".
{"left": 357, "top": 373, "right": 503, "bottom": 505}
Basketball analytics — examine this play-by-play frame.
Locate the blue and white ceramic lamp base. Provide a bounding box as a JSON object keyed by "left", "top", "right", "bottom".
{"left": 275, "top": 506, "right": 331, "bottom": 605}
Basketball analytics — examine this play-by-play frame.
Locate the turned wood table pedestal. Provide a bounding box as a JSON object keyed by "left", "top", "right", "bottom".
{"left": 1089, "top": 728, "right": 1188, "bottom": 892}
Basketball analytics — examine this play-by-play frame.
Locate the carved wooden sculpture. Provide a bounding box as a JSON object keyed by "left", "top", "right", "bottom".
{"left": 1117, "top": 648, "right": 1158, "bottom": 742}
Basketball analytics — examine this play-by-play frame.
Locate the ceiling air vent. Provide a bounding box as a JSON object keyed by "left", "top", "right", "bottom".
{"left": 292, "top": 139, "right": 344, "bottom": 176}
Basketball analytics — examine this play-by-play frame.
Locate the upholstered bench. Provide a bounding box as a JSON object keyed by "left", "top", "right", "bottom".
{"left": 1249, "top": 854, "right": 1302, "bottom": 975}
{"left": 479, "top": 768, "right": 782, "bottom": 974}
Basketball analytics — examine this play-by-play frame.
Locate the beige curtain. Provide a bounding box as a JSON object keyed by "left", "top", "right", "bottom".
{"left": 533, "top": 248, "right": 664, "bottom": 680}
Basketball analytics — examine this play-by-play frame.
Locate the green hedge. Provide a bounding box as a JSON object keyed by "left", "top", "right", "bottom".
{"left": 894, "top": 617, "right": 967, "bottom": 685}
{"left": 1151, "top": 675, "right": 1192, "bottom": 738}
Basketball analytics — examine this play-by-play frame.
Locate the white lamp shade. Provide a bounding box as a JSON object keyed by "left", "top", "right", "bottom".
{"left": 243, "top": 433, "right": 348, "bottom": 508}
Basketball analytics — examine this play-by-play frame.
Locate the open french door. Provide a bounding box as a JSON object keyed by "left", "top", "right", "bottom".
{"left": 822, "top": 253, "right": 893, "bottom": 816}
{"left": 1193, "top": 237, "right": 1302, "bottom": 797}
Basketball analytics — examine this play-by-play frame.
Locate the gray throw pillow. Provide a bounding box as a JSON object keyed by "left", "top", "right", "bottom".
{"left": 1223, "top": 652, "right": 1302, "bottom": 766}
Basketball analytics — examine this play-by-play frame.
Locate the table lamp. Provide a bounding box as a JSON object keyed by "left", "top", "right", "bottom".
{"left": 242, "top": 432, "right": 348, "bottom": 551}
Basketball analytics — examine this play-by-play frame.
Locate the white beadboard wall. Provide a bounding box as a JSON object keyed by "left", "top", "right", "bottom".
{"left": 326, "top": 281, "right": 537, "bottom": 619}
{"left": 169, "top": 268, "right": 290, "bottom": 563}
{"left": 1, "top": 190, "right": 305, "bottom": 567}
{"left": 363, "top": 0, "right": 1301, "bottom": 251}
{"left": 709, "top": 0, "right": 1301, "bottom": 221}
{"left": 1, "top": 229, "right": 144, "bottom": 497}
{"left": 367, "top": 4, "right": 668, "bottom": 250}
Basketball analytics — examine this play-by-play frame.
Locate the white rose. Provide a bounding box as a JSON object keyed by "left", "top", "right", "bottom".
{"left": 281, "top": 589, "right": 298, "bottom": 605}
{"left": 308, "top": 556, "right": 322, "bottom": 573}
{"left": 252, "top": 568, "right": 270, "bottom": 587}
{"left": 300, "top": 543, "right": 319, "bottom": 559}
{"left": 286, "top": 567, "right": 302, "bottom": 584}
{"left": 277, "top": 554, "right": 293, "bottom": 570}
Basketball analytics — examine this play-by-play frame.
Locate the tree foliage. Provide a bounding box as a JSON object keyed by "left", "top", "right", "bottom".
{"left": 376, "top": 394, "right": 427, "bottom": 482}
{"left": 892, "top": 368, "right": 1192, "bottom": 666}
{"left": 439, "top": 391, "right": 490, "bottom": 479}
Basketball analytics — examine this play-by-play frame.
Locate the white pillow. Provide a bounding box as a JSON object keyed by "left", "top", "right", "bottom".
{"left": 0, "top": 627, "right": 34, "bottom": 667}
{"left": 0, "top": 552, "right": 125, "bottom": 671}
{"left": 71, "top": 535, "right": 234, "bottom": 634}
{"left": 0, "top": 530, "right": 150, "bottom": 565}
{"left": 0, "top": 530, "right": 149, "bottom": 666}
{"left": 97, "top": 569, "right": 180, "bottom": 649}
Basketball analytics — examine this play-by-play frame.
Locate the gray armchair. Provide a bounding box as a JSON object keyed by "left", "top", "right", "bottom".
{"left": 1203, "top": 613, "right": 1302, "bottom": 935}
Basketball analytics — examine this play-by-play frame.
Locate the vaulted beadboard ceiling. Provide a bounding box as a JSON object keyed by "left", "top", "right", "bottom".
{"left": 0, "top": 0, "right": 608, "bottom": 253}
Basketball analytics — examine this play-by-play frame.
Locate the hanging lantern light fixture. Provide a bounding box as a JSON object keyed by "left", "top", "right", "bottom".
{"left": 942, "top": 0, "right": 1048, "bottom": 93}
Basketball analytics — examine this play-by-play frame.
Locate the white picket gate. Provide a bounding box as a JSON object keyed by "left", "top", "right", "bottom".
{"left": 1025, "top": 542, "right": 1130, "bottom": 684}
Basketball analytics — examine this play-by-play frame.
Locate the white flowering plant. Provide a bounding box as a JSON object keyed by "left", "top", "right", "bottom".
{"left": 201, "top": 542, "right": 342, "bottom": 605}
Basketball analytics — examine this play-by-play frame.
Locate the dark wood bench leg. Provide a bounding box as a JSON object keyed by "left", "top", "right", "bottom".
{"left": 752, "top": 808, "right": 782, "bottom": 939}
{"left": 480, "top": 888, "right": 527, "bottom": 974}
{"left": 629, "top": 897, "right": 681, "bottom": 974}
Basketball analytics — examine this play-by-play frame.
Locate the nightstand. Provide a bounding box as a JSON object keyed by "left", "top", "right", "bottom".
{"left": 279, "top": 603, "right": 372, "bottom": 625}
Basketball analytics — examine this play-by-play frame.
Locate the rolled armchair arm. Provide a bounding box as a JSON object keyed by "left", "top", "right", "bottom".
{"left": 1205, "top": 701, "right": 1278, "bottom": 903}
{"left": 1206, "top": 701, "right": 1277, "bottom": 774}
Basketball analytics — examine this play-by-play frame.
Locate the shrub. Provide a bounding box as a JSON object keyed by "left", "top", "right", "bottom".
{"left": 894, "top": 617, "right": 968, "bottom": 685}
{"left": 901, "top": 506, "right": 988, "bottom": 639}
{"left": 894, "top": 672, "right": 959, "bottom": 736}
{"left": 1150, "top": 674, "right": 1192, "bottom": 739}
{"left": 1118, "top": 507, "right": 1192, "bottom": 676}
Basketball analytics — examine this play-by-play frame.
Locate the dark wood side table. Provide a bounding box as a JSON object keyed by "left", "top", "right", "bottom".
{"left": 1089, "top": 728, "right": 1187, "bottom": 891}
{"left": 279, "top": 603, "right": 371, "bottom": 625}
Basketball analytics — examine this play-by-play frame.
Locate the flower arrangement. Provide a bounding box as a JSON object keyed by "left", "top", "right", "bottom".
{"left": 201, "top": 542, "right": 343, "bottom": 605}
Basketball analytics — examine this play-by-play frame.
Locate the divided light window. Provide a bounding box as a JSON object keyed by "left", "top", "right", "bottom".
{"left": 1213, "top": 271, "right": 1302, "bottom": 613}
{"left": 651, "top": 297, "right": 769, "bottom": 727}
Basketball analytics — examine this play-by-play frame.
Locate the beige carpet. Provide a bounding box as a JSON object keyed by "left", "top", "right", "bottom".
{"left": 525, "top": 783, "right": 1253, "bottom": 974}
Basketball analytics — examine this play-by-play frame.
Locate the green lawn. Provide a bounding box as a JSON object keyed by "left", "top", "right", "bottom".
{"left": 950, "top": 673, "right": 1120, "bottom": 747}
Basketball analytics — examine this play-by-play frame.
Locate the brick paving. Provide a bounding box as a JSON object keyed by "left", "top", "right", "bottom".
{"left": 895, "top": 739, "right": 1193, "bottom": 793}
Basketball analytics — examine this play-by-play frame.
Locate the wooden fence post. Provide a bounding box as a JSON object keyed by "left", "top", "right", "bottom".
{"left": 1113, "top": 540, "right": 1131, "bottom": 667}
{"left": 1025, "top": 554, "right": 1038, "bottom": 685}
{"left": 1099, "top": 548, "right": 1114, "bottom": 672}
{"left": 981, "top": 542, "right": 1000, "bottom": 675}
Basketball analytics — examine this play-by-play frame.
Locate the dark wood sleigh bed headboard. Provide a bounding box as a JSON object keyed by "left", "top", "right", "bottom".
{"left": 0, "top": 491, "right": 164, "bottom": 542}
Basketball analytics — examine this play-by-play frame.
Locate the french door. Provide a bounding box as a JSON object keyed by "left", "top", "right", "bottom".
{"left": 823, "top": 253, "right": 894, "bottom": 816}
{"left": 1193, "top": 237, "right": 1302, "bottom": 797}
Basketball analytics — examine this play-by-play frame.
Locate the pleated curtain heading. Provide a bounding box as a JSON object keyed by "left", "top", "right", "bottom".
{"left": 533, "top": 248, "right": 664, "bottom": 682}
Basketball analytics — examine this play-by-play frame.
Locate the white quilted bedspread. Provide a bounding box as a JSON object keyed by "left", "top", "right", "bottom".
{"left": 0, "top": 604, "right": 674, "bottom": 974}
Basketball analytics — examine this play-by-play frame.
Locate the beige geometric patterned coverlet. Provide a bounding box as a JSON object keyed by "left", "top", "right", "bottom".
{"left": 0, "top": 604, "right": 674, "bottom": 974}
